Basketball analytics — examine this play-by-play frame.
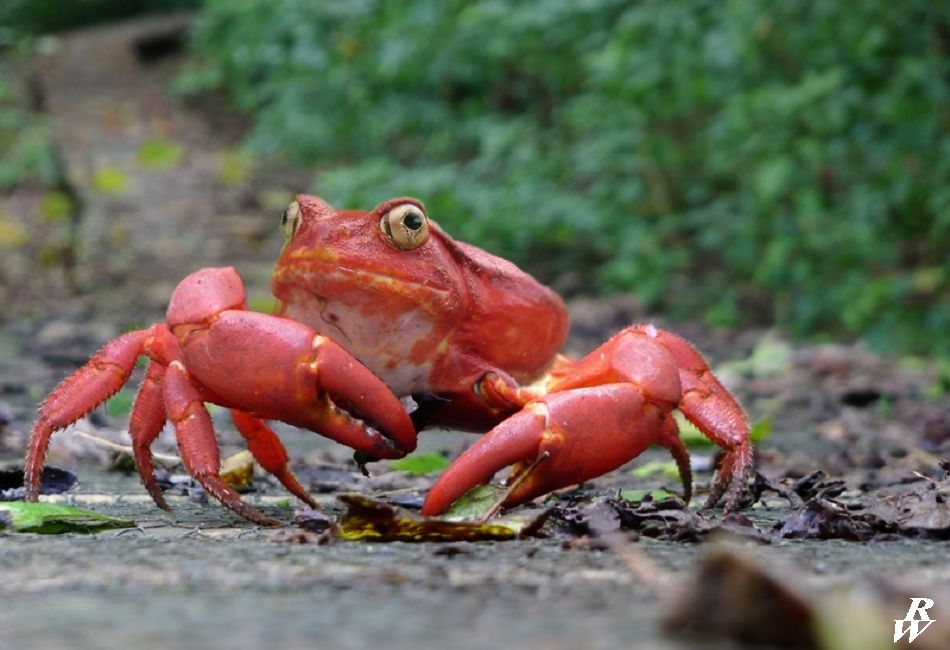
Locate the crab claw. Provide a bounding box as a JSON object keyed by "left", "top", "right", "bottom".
{"left": 421, "top": 384, "right": 672, "bottom": 516}
{"left": 305, "top": 333, "right": 418, "bottom": 458}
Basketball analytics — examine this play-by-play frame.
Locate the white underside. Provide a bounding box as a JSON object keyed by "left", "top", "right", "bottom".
{"left": 282, "top": 297, "right": 436, "bottom": 396}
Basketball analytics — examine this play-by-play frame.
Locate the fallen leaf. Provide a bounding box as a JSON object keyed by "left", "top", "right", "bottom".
{"left": 92, "top": 167, "right": 128, "bottom": 194}
{"left": 440, "top": 484, "right": 503, "bottom": 520}
{"left": 389, "top": 452, "right": 450, "bottom": 475}
{"left": 619, "top": 488, "right": 676, "bottom": 503}
{"left": 775, "top": 495, "right": 891, "bottom": 541}
{"left": 630, "top": 460, "right": 680, "bottom": 480}
{"left": 335, "top": 495, "right": 522, "bottom": 542}
{"left": 136, "top": 138, "right": 184, "bottom": 168}
{"left": 0, "top": 502, "right": 134, "bottom": 534}
{"left": 220, "top": 450, "right": 255, "bottom": 490}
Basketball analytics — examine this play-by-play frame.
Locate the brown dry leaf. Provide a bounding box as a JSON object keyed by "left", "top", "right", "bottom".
{"left": 334, "top": 495, "right": 545, "bottom": 542}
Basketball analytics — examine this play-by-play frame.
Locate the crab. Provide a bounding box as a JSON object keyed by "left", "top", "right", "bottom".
{"left": 25, "top": 195, "right": 752, "bottom": 523}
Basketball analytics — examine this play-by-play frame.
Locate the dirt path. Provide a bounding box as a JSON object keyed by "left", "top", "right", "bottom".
{"left": 3, "top": 15, "right": 307, "bottom": 325}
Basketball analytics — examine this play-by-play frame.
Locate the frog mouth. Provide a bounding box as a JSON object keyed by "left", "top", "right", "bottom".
{"left": 281, "top": 247, "right": 457, "bottom": 306}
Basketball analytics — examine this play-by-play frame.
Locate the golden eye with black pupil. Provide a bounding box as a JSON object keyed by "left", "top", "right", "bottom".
{"left": 380, "top": 203, "right": 429, "bottom": 250}
{"left": 281, "top": 201, "right": 301, "bottom": 239}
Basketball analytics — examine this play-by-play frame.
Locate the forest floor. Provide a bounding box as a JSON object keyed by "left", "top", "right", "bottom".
{"left": 0, "top": 16, "right": 947, "bottom": 650}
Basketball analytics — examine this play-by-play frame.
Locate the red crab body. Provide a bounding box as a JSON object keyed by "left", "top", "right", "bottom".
{"left": 26, "top": 195, "right": 752, "bottom": 522}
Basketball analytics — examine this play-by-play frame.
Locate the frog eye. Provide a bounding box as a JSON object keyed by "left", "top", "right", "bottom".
{"left": 281, "top": 201, "right": 301, "bottom": 239}
{"left": 380, "top": 203, "right": 429, "bottom": 251}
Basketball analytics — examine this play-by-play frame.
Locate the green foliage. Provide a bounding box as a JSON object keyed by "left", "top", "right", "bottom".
{"left": 184, "top": 0, "right": 949, "bottom": 354}
{"left": 0, "top": 75, "right": 58, "bottom": 191}
{"left": 0, "top": 0, "right": 197, "bottom": 35}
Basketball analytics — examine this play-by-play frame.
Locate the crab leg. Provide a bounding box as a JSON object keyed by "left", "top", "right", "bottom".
{"left": 129, "top": 360, "right": 170, "bottom": 510}
{"left": 230, "top": 410, "right": 317, "bottom": 508}
{"left": 656, "top": 414, "right": 692, "bottom": 504}
{"left": 163, "top": 362, "right": 280, "bottom": 526}
{"left": 25, "top": 329, "right": 152, "bottom": 500}
{"left": 421, "top": 384, "right": 664, "bottom": 516}
{"left": 645, "top": 329, "right": 751, "bottom": 509}
{"left": 547, "top": 325, "right": 750, "bottom": 509}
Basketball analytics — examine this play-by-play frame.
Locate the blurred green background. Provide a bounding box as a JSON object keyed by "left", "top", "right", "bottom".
{"left": 2, "top": 0, "right": 947, "bottom": 355}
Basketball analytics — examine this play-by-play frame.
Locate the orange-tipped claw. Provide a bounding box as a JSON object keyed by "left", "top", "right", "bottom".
{"left": 422, "top": 384, "right": 664, "bottom": 516}
{"left": 177, "top": 311, "right": 417, "bottom": 461}
{"left": 303, "top": 335, "right": 417, "bottom": 458}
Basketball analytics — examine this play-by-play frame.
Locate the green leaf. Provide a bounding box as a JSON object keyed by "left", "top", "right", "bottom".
{"left": 0, "top": 502, "right": 134, "bottom": 534}
{"left": 630, "top": 460, "right": 681, "bottom": 481}
{"left": 619, "top": 488, "right": 676, "bottom": 503}
{"left": 39, "top": 191, "right": 73, "bottom": 221}
{"left": 105, "top": 390, "right": 135, "bottom": 417}
{"left": 750, "top": 418, "right": 773, "bottom": 443}
{"left": 247, "top": 296, "right": 278, "bottom": 314}
{"left": 136, "top": 138, "right": 184, "bottom": 169}
{"left": 674, "top": 411, "right": 712, "bottom": 448}
{"left": 389, "top": 452, "right": 450, "bottom": 475}
{"left": 677, "top": 412, "right": 772, "bottom": 446}
{"left": 92, "top": 167, "right": 128, "bottom": 194}
{"left": 441, "top": 484, "right": 503, "bottom": 520}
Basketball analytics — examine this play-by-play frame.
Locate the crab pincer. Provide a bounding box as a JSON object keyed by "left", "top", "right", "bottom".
{"left": 421, "top": 325, "right": 751, "bottom": 517}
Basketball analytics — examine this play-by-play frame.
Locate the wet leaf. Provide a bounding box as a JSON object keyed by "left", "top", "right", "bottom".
{"left": 136, "top": 138, "right": 184, "bottom": 168}
{"left": 441, "top": 484, "right": 503, "bottom": 520}
{"left": 335, "top": 495, "right": 520, "bottom": 542}
{"left": 390, "top": 451, "right": 449, "bottom": 475}
{"left": 220, "top": 450, "right": 255, "bottom": 490}
{"left": 0, "top": 502, "right": 134, "bottom": 534}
